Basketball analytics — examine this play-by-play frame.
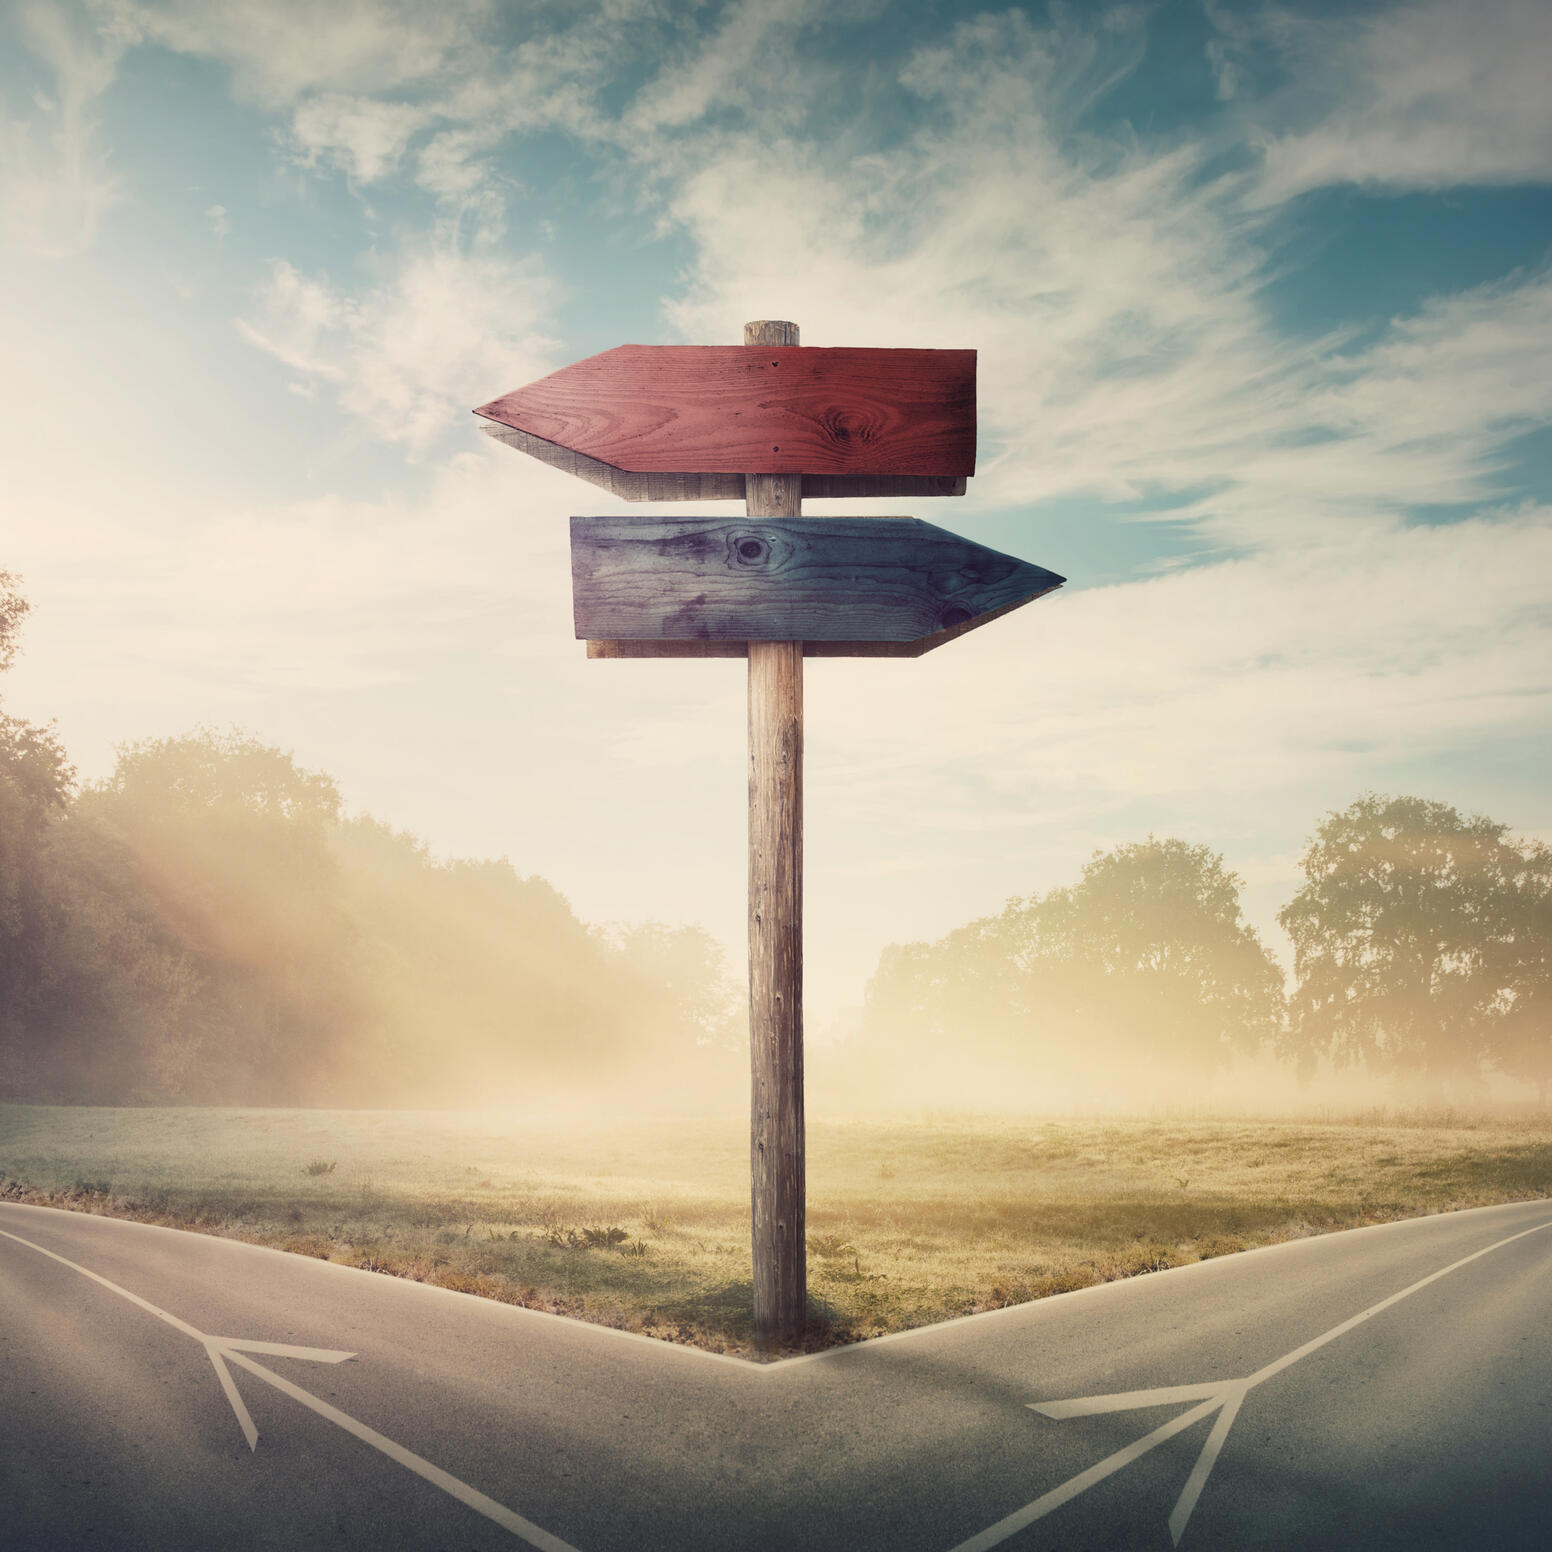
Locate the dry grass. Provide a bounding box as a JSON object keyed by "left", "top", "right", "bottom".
{"left": 3, "top": 1104, "right": 1550, "bottom": 1358}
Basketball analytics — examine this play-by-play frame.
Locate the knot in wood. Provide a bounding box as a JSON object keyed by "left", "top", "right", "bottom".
{"left": 822, "top": 406, "right": 880, "bottom": 451}
{"left": 730, "top": 530, "right": 773, "bottom": 568}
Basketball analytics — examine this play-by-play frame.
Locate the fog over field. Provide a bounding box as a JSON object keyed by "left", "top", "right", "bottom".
{"left": 1, "top": 681, "right": 1546, "bottom": 1116}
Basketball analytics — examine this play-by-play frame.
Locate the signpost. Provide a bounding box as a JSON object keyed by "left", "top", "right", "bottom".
{"left": 569, "top": 516, "right": 1062, "bottom": 643}
{"left": 475, "top": 343, "right": 976, "bottom": 476}
{"left": 476, "top": 320, "right": 1064, "bottom": 1348}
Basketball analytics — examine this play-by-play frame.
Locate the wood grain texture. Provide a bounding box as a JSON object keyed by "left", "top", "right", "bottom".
{"left": 570, "top": 516, "right": 1064, "bottom": 642}
{"left": 748, "top": 635, "right": 804, "bottom": 1345}
{"left": 582, "top": 591, "right": 1056, "bottom": 657}
{"left": 475, "top": 343, "right": 976, "bottom": 477}
{"left": 744, "top": 322, "right": 805, "bottom": 1348}
{"left": 478, "top": 423, "right": 744, "bottom": 500}
{"left": 479, "top": 424, "right": 966, "bottom": 499}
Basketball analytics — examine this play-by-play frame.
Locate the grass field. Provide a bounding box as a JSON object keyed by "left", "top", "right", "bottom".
{"left": 3, "top": 1104, "right": 1550, "bottom": 1357}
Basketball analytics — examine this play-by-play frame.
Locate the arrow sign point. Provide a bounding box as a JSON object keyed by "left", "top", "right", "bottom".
{"left": 202, "top": 1336, "right": 358, "bottom": 1450}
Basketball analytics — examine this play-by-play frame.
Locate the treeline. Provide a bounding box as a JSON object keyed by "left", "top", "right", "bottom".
{"left": 5, "top": 570, "right": 1550, "bottom": 1110}
{"left": 0, "top": 575, "right": 739, "bottom": 1107}
{"left": 854, "top": 808, "right": 1552, "bottom": 1106}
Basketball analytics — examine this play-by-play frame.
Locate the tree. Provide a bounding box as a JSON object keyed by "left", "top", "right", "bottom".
{"left": 0, "top": 569, "right": 30, "bottom": 673}
{"left": 85, "top": 728, "right": 353, "bottom": 1102}
{"left": 859, "top": 836, "right": 1284, "bottom": 1102}
{"left": 1026, "top": 837, "right": 1284, "bottom": 1068}
{"left": 0, "top": 572, "right": 74, "bottom": 816}
{"left": 1279, "top": 794, "right": 1524, "bottom": 1087}
{"left": 18, "top": 812, "right": 206, "bottom": 1102}
{"left": 0, "top": 574, "right": 77, "bottom": 1089}
{"left": 1486, "top": 841, "right": 1552, "bottom": 1103}
{"left": 609, "top": 922, "right": 741, "bottom": 1055}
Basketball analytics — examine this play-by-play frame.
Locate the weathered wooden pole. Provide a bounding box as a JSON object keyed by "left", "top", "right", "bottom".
{"left": 744, "top": 317, "right": 805, "bottom": 1347}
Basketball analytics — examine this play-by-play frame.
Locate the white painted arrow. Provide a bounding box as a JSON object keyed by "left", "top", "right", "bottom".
{"left": 0, "top": 1226, "right": 582, "bottom": 1552}
{"left": 950, "top": 1216, "right": 1552, "bottom": 1552}
{"left": 0, "top": 1225, "right": 355, "bottom": 1450}
{"left": 1026, "top": 1376, "right": 1249, "bottom": 1546}
{"left": 199, "top": 1333, "right": 356, "bottom": 1451}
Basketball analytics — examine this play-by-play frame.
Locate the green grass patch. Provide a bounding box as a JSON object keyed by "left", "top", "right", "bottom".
{"left": 2, "top": 1104, "right": 1549, "bottom": 1358}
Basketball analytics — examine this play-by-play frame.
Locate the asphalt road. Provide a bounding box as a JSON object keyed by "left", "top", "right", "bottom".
{"left": 3, "top": 1197, "right": 1551, "bottom": 1551}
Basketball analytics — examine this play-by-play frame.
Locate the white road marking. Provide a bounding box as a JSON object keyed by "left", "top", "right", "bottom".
{"left": 950, "top": 1216, "right": 1552, "bottom": 1552}
{"left": 0, "top": 1227, "right": 583, "bottom": 1552}
{"left": 7, "top": 1203, "right": 1551, "bottom": 1552}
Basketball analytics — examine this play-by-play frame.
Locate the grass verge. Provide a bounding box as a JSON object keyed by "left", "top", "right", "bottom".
{"left": 3, "top": 1104, "right": 1550, "bottom": 1358}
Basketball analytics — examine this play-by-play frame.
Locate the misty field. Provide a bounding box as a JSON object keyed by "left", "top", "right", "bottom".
{"left": 3, "top": 1104, "right": 1551, "bottom": 1356}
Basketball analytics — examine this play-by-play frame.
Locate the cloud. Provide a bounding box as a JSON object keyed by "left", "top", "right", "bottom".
{"left": 115, "top": 0, "right": 488, "bottom": 107}
{"left": 1239, "top": 0, "right": 1552, "bottom": 201}
{"left": 575, "top": 3, "right": 1552, "bottom": 923}
{"left": 116, "top": 0, "right": 660, "bottom": 222}
{"left": 624, "top": 0, "right": 866, "bottom": 138}
{"left": 653, "top": 12, "right": 1268, "bottom": 511}
{"left": 5, "top": 441, "right": 578, "bottom": 704}
{"left": 204, "top": 201, "right": 229, "bottom": 236}
{"left": 286, "top": 92, "right": 437, "bottom": 183}
{"left": 236, "top": 234, "right": 562, "bottom": 452}
{"left": 0, "top": 1, "right": 127, "bottom": 255}
{"left": 776, "top": 502, "right": 1552, "bottom": 930}
{"left": 896, "top": 4, "right": 1149, "bottom": 135}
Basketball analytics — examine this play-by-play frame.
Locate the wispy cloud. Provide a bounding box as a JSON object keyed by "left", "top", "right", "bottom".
{"left": 0, "top": 1, "right": 127, "bottom": 255}
{"left": 187, "top": 0, "right": 1552, "bottom": 804}
{"left": 115, "top": 0, "right": 485, "bottom": 106}
{"left": 1231, "top": 0, "right": 1552, "bottom": 201}
{"left": 285, "top": 92, "right": 437, "bottom": 184}
{"left": 623, "top": 0, "right": 875, "bottom": 138}
{"left": 5, "top": 443, "right": 577, "bottom": 702}
{"left": 236, "top": 233, "right": 562, "bottom": 452}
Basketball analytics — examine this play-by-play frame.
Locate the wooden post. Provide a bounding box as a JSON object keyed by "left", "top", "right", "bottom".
{"left": 745, "top": 318, "right": 805, "bottom": 1348}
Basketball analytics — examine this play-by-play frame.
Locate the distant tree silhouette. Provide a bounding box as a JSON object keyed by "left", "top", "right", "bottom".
{"left": 859, "top": 837, "right": 1283, "bottom": 1099}
{"left": 609, "top": 922, "right": 741, "bottom": 1055}
{"left": 1029, "top": 837, "right": 1284, "bottom": 1067}
{"left": 81, "top": 728, "right": 353, "bottom": 1102}
{"left": 0, "top": 584, "right": 747, "bottom": 1108}
{"left": 0, "top": 573, "right": 77, "bottom": 1093}
{"left": 1488, "top": 841, "right": 1552, "bottom": 1103}
{"left": 0, "top": 569, "right": 30, "bottom": 674}
{"left": 1279, "top": 794, "right": 1540, "bottom": 1090}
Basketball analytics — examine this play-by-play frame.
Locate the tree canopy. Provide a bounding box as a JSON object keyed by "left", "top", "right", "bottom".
{"left": 1, "top": 572, "right": 77, "bottom": 1081}
{"left": 1032, "top": 838, "right": 1284, "bottom": 1065}
{"left": 0, "top": 591, "right": 740, "bottom": 1108}
{"left": 1280, "top": 793, "right": 1549, "bottom": 1092}
{"left": 857, "top": 836, "right": 1284, "bottom": 1104}
{"left": 0, "top": 569, "right": 29, "bottom": 674}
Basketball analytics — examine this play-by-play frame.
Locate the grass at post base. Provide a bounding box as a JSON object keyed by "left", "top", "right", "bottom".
{"left": 2, "top": 1105, "right": 1550, "bottom": 1360}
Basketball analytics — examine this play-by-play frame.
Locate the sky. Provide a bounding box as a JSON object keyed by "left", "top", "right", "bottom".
{"left": 2, "top": 0, "right": 1549, "bottom": 1037}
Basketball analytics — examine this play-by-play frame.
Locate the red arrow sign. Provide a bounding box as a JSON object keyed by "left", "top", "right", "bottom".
{"left": 474, "top": 345, "right": 975, "bottom": 477}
